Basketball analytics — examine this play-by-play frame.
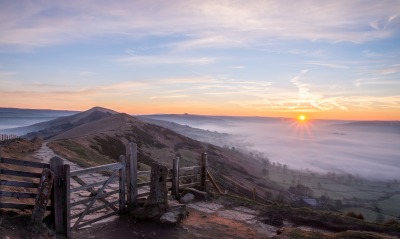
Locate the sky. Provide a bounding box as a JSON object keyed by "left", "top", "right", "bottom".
{"left": 0, "top": 0, "right": 399, "bottom": 120}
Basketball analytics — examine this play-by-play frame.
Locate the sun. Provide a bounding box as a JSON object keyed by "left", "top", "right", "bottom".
{"left": 297, "top": 114, "right": 307, "bottom": 122}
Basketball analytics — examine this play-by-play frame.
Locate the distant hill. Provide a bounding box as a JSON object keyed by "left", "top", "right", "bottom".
{"left": 336, "top": 120, "right": 400, "bottom": 133}
{"left": 0, "top": 107, "right": 77, "bottom": 131}
{"left": 1, "top": 106, "right": 117, "bottom": 138}
{"left": 139, "top": 114, "right": 282, "bottom": 128}
{"left": 0, "top": 107, "right": 77, "bottom": 117}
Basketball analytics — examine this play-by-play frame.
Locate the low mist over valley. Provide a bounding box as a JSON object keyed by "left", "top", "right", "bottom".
{"left": 141, "top": 114, "right": 400, "bottom": 180}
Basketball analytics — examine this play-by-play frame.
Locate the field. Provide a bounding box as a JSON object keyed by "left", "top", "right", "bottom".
{"left": 264, "top": 166, "right": 400, "bottom": 223}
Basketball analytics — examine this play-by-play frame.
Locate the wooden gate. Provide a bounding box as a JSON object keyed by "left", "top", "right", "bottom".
{"left": 64, "top": 156, "right": 126, "bottom": 237}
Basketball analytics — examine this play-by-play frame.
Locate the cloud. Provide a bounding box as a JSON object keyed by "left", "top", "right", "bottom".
{"left": 300, "top": 69, "right": 309, "bottom": 74}
{"left": 355, "top": 77, "right": 400, "bottom": 87}
{"left": 117, "top": 55, "right": 216, "bottom": 66}
{"left": 79, "top": 71, "right": 94, "bottom": 76}
{"left": 228, "top": 65, "right": 245, "bottom": 69}
{"left": 376, "top": 65, "right": 400, "bottom": 75}
{"left": 305, "top": 62, "right": 349, "bottom": 69}
{"left": 149, "top": 94, "right": 189, "bottom": 100}
{"left": 0, "top": 0, "right": 399, "bottom": 50}
{"left": 362, "top": 50, "right": 383, "bottom": 57}
{"left": 0, "top": 71, "right": 18, "bottom": 77}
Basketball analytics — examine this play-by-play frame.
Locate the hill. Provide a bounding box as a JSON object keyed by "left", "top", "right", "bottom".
{"left": 0, "top": 107, "right": 77, "bottom": 131}
{"left": 336, "top": 121, "right": 400, "bottom": 133}
{"left": 49, "top": 112, "right": 261, "bottom": 170}
{"left": 45, "top": 109, "right": 284, "bottom": 199}
{"left": 1, "top": 107, "right": 116, "bottom": 138}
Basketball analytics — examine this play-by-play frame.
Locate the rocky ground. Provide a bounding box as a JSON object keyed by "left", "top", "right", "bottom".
{"left": 73, "top": 199, "right": 278, "bottom": 239}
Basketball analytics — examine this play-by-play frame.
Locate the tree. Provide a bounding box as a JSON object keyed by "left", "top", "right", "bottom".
{"left": 288, "top": 184, "right": 313, "bottom": 197}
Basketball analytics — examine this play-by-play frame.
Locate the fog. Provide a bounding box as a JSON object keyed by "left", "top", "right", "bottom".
{"left": 0, "top": 118, "right": 54, "bottom": 131}
{"left": 147, "top": 115, "right": 400, "bottom": 180}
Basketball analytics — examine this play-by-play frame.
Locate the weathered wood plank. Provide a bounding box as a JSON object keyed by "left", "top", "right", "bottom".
{"left": 0, "top": 190, "right": 37, "bottom": 198}
{"left": 71, "top": 175, "right": 118, "bottom": 212}
{"left": 200, "top": 153, "right": 208, "bottom": 191}
{"left": 179, "top": 182, "right": 200, "bottom": 188}
{"left": 0, "top": 180, "right": 39, "bottom": 188}
{"left": 172, "top": 157, "right": 180, "bottom": 199}
{"left": 50, "top": 157, "right": 65, "bottom": 234}
{"left": 72, "top": 169, "right": 119, "bottom": 230}
{"left": 126, "top": 142, "right": 137, "bottom": 205}
{"left": 75, "top": 211, "right": 119, "bottom": 230}
{"left": 64, "top": 164, "right": 71, "bottom": 238}
{"left": 119, "top": 155, "right": 126, "bottom": 213}
{"left": 207, "top": 170, "right": 222, "bottom": 194}
{"left": 137, "top": 191, "right": 150, "bottom": 197}
{"left": 32, "top": 168, "right": 54, "bottom": 224}
{"left": 0, "top": 169, "right": 42, "bottom": 178}
{"left": 70, "top": 163, "right": 122, "bottom": 177}
{"left": 137, "top": 181, "right": 151, "bottom": 187}
{"left": 180, "top": 166, "right": 201, "bottom": 171}
{"left": 0, "top": 157, "right": 50, "bottom": 169}
{"left": 137, "top": 170, "right": 151, "bottom": 176}
{"left": 70, "top": 189, "right": 118, "bottom": 207}
{"left": 179, "top": 174, "right": 200, "bottom": 180}
{"left": 70, "top": 200, "right": 119, "bottom": 220}
{"left": 0, "top": 202, "right": 51, "bottom": 210}
{"left": 70, "top": 177, "right": 118, "bottom": 193}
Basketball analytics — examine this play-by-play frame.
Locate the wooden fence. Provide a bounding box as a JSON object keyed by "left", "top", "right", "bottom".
{"left": 207, "top": 164, "right": 272, "bottom": 204}
{"left": 0, "top": 157, "right": 51, "bottom": 210}
{"left": 64, "top": 157, "right": 126, "bottom": 237}
{"left": 1, "top": 141, "right": 214, "bottom": 238}
{"left": 0, "top": 134, "right": 19, "bottom": 142}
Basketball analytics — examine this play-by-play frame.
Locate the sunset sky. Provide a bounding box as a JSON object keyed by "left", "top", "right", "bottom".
{"left": 0, "top": 0, "right": 399, "bottom": 120}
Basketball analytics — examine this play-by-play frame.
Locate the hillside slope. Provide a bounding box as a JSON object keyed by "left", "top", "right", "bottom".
{"left": 48, "top": 111, "right": 284, "bottom": 198}
{"left": 2, "top": 107, "right": 117, "bottom": 138}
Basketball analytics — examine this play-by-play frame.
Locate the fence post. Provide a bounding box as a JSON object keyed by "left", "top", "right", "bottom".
{"left": 31, "top": 168, "right": 54, "bottom": 225}
{"left": 50, "top": 157, "right": 65, "bottom": 234}
{"left": 172, "top": 157, "right": 180, "bottom": 199}
{"left": 64, "top": 164, "right": 71, "bottom": 238}
{"left": 201, "top": 153, "right": 208, "bottom": 192}
{"left": 126, "top": 142, "right": 137, "bottom": 206}
{"left": 119, "top": 155, "right": 126, "bottom": 213}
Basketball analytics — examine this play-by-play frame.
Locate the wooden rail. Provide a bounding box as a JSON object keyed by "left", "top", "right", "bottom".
{"left": 65, "top": 156, "right": 126, "bottom": 237}
{"left": 0, "top": 134, "right": 19, "bottom": 142}
{"left": 0, "top": 157, "right": 51, "bottom": 211}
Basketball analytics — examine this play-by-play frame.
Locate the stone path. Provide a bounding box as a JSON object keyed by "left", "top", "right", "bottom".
{"left": 33, "top": 143, "right": 120, "bottom": 229}
{"left": 187, "top": 202, "right": 278, "bottom": 238}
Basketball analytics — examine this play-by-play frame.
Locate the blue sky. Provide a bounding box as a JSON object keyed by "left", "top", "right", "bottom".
{"left": 0, "top": 0, "right": 399, "bottom": 120}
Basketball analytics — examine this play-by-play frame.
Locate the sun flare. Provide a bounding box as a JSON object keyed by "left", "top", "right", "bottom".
{"left": 298, "top": 114, "right": 307, "bottom": 122}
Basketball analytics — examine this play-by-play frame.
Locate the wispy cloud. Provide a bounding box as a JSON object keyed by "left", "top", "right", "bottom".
{"left": 0, "top": 71, "right": 18, "bottom": 77}
{"left": 355, "top": 77, "right": 400, "bottom": 87}
{"left": 362, "top": 50, "right": 383, "bottom": 57}
{"left": 0, "top": 0, "right": 398, "bottom": 49}
{"left": 228, "top": 65, "right": 245, "bottom": 69}
{"left": 305, "top": 62, "right": 349, "bottom": 69}
{"left": 79, "top": 71, "right": 94, "bottom": 76}
{"left": 375, "top": 65, "right": 400, "bottom": 75}
{"left": 149, "top": 94, "right": 189, "bottom": 100}
{"left": 117, "top": 55, "right": 215, "bottom": 66}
